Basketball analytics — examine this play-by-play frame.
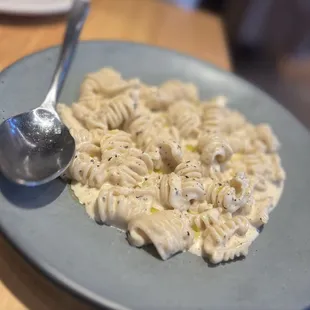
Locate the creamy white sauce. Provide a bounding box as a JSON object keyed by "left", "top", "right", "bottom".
{"left": 189, "top": 235, "right": 204, "bottom": 257}
{"left": 61, "top": 69, "right": 287, "bottom": 263}
{"left": 70, "top": 168, "right": 284, "bottom": 259}
{"left": 71, "top": 182, "right": 99, "bottom": 221}
{"left": 267, "top": 181, "right": 284, "bottom": 211}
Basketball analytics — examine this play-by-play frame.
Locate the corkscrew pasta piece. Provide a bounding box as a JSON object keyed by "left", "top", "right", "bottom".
{"left": 246, "top": 153, "right": 272, "bottom": 176}
{"left": 70, "top": 102, "right": 107, "bottom": 131}
{"left": 203, "top": 172, "right": 253, "bottom": 213}
{"left": 198, "top": 134, "right": 233, "bottom": 179}
{"left": 69, "top": 127, "right": 106, "bottom": 148}
{"left": 201, "top": 96, "right": 227, "bottom": 133}
{"left": 144, "top": 80, "right": 199, "bottom": 111}
{"left": 175, "top": 160, "right": 202, "bottom": 179}
{"left": 203, "top": 215, "right": 249, "bottom": 249}
{"left": 256, "top": 124, "right": 280, "bottom": 153}
{"left": 104, "top": 148, "right": 153, "bottom": 187}
{"left": 250, "top": 175, "right": 268, "bottom": 192}
{"left": 69, "top": 128, "right": 101, "bottom": 157}
{"left": 127, "top": 210, "right": 194, "bottom": 260}
{"left": 205, "top": 167, "right": 234, "bottom": 183}
{"left": 192, "top": 208, "right": 222, "bottom": 231}
{"left": 79, "top": 68, "right": 140, "bottom": 108}
{"left": 202, "top": 215, "right": 260, "bottom": 263}
{"left": 139, "top": 84, "right": 159, "bottom": 108}
{"left": 223, "top": 110, "right": 246, "bottom": 134}
{"left": 124, "top": 108, "right": 163, "bottom": 161}
{"left": 56, "top": 103, "right": 84, "bottom": 131}
{"left": 225, "top": 124, "right": 258, "bottom": 154}
{"left": 76, "top": 89, "right": 140, "bottom": 130}
{"left": 102, "top": 90, "right": 140, "bottom": 129}
{"left": 125, "top": 108, "right": 182, "bottom": 169}
{"left": 204, "top": 224, "right": 259, "bottom": 264}
{"left": 100, "top": 130, "right": 134, "bottom": 161}
{"left": 78, "top": 87, "right": 104, "bottom": 111}
{"left": 227, "top": 152, "right": 285, "bottom": 185}
{"left": 270, "top": 154, "right": 286, "bottom": 182}
{"left": 70, "top": 128, "right": 93, "bottom": 145}
{"left": 159, "top": 80, "right": 198, "bottom": 104}
{"left": 168, "top": 100, "right": 201, "bottom": 138}
{"left": 226, "top": 135, "right": 254, "bottom": 154}
{"left": 158, "top": 173, "right": 204, "bottom": 211}
{"left": 98, "top": 130, "right": 153, "bottom": 186}
{"left": 246, "top": 197, "right": 273, "bottom": 228}
{"left": 188, "top": 201, "right": 213, "bottom": 214}
{"left": 182, "top": 177, "right": 205, "bottom": 202}
{"left": 94, "top": 185, "right": 162, "bottom": 230}
{"left": 90, "top": 128, "right": 107, "bottom": 145}
{"left": 67, "top": 149, "right": 153, "bottom": 189}
{"left": 158, "top": 139, "right": 183, "bottom": 172}
{"left": 66, "top": 153, "right": 108, "bottom": 188}
{"left": 85, "top": 115, "right": 109, "bottom": 131}
{"left": 107, "top": 162, "right": 145, "bottom": 187}
{"left": 198, "top": 133, "right": 233, "bottom": 167}
{"left": 71, "top": 102, "right": 93, "bottom": 123}
{"left": 158, "top": 173, "right": 187, "bottom": 210}
{"left": 76, "top": 143, "right": 101, "bottom": 158}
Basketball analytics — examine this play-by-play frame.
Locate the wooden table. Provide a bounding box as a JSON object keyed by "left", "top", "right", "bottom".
{"left": 0, "top": 1, "right": 230, "bottom": 309}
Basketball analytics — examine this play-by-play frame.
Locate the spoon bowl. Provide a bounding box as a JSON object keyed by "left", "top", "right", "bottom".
{"left": 0, "top": 0, "right": 89, "bottom": 186}
{"left": 0, "top": 108, "right": 75, "bottom": 185}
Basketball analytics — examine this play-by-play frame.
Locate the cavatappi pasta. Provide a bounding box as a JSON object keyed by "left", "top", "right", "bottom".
{"left": 58, "top": 68, "right": 286, "bottom": 264}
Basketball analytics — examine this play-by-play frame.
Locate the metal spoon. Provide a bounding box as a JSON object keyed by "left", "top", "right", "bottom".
{"left": 0, "top": 0, "right": 89, "bottom": 186}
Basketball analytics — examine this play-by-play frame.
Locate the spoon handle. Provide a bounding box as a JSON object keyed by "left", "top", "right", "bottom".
{"left": 41, "top": 0, "right": 90, "bottom": 110}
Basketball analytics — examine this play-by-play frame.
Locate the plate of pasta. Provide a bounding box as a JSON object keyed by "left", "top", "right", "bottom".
{"left": 0, "top": 41, "right": 309, "bottom": 310}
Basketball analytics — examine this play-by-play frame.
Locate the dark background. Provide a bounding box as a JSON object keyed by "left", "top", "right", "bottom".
{"left": 173, "top": 0, "right": 310, "bottom": 128}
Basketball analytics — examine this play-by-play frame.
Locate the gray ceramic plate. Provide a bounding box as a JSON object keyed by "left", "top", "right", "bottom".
{"left": 0, "top": 41, "right": 309, "bottom": 310}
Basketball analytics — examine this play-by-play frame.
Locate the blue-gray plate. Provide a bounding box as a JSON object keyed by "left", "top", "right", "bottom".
{"left": 0, "top": 41, "right": 309, "bottom": 310}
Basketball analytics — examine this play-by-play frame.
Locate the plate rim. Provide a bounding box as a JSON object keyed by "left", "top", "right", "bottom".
{"left": 1, "top": 39, "right": 305, "bottom": 130}
{"left": 0, "top": 40, "right": 304, "bottom": 310}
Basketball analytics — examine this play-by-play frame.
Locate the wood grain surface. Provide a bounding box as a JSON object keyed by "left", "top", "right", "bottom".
{"left": 0, "top": 0, "right": 230, "bottom": 309}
